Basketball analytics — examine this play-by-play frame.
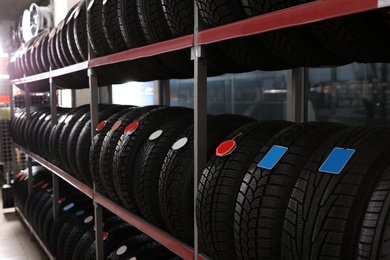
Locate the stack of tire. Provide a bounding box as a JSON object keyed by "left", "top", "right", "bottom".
{"left": 9, "top": 0, "right": 390, "bottom": 92}
{"left": 12, "top": 165, "right": 179, "bottom": 260}
{"left": 11, "top": 105, "right": 390, "bottom": 259}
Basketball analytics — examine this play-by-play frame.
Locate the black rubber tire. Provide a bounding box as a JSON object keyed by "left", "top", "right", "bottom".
{"left": 196, "top": 0, "right": 293, "bottom": 71}
{"left": 55, "top": 20, "right": 71, "bottom": 67}
{"left": 47, "top": 26, "right": 62, "bottom": 69}
{"left": 50, "top": 105, "right": 89, "bottom": 168}
{"left": 106, "top": 233, "right": 153, "bottom": 259}
{"left": 237, "top": 0, "right": 351, "bottom": 67}
{"left": 308, "top": 9, "right": 390, "bottom": 63}
{"left": 133, "top": 110, "right": 194, "bottom": 229}
{"left": 30, "top": 112, "right": 51, "bottom": 155}
{"left": 87, "top": 0, "right": 113, "bottom": 57}
{"left": 136, "top": 0, "right": 193, "bottom": 78}
{"left": 74, "top": 105, "right": 126, "bottom": 184}
{"left": 62, "top": 210, "right": 105, "bottom": 260}
{"left": 58, "top": 3, "right": 80, "bottom": 67}
{"left": 89, "top": 107, "right": 136, "bottom": 194}
{"left": 39, "top": 31, "right": 51, "bottom": 72}
{"left": 99, "top": 105, "right": 160, "bottom": 201}
{"left": 49, "top": 196, "right": 92, "bottom": 255}
{"left": 233, "top": 122, "right": 347, "bottom": 260}
{"left": 28, "top": 182, "right": 52, "bottom": 226}
{"left": 161, "top": 0, "right": 250, "bottom": 75}
{"left": 58, "top": 105, "right": 96, "bottom": 174}
{"left": 113, "top": 106, "right": 192, "bottom": 213}
{"left": 56, "top": 205, "right": 94, "bottom": 260}
{"left": 196, "top": 120, "right": 295, "bottom": 259}
{"left": 281, "top": 125, "right": 390, "bottom": 260}
{"left": 83, "top": 223, "right": 140, "bottom": 259}
{"left": 23, "top": 180, "right": 49, "bottom": 217}
{"left": 67, "top": 1, "right": 86, "bottom": 62}
{"left": 356, "top": 161, "right": 390, "bottom": 260}
{"left": 159, "top": 114, "right": 255, "bottom": 244}
{"left": 72, "top": 216, "right": 123, "bottom": 260}
{"left": 42, "top": 191, "right": 86, "bottom": 247}
{"left": 103, "top": 0, "right": 181, "bottom": 80}
{"left": 74, "top": 0, "right": 89, "bottom": 61}
{"left": 74, "top": 105, "right": 125, "bottom": 183}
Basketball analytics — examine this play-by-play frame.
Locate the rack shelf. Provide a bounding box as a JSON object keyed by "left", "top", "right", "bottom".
{"left": 13, "top": 143, "right": 206, "bottom": 260}
{"left": 15, "top": 206, "right": 55, "bottom": 260}
{"left": 9, "top": 1, "right": 387, "bottom": 259}
{"left": 10, "top": 0, "right": 387, "bottom": 86}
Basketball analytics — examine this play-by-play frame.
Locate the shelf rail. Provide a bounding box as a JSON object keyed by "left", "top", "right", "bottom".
{"left": 13, "top": 143, "right": 207, "bottom": 260}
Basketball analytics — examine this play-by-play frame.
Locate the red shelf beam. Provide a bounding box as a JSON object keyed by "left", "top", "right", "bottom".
{"left": 89, "top": 35, "right": 194, "bottom": 68}
{"left": 14, "top": 144, "right": 94, "bottom": 198}
{"left": 14, "top": 143, "right": 207, "bottom": 260}
{"left": 197, "top": 0, "right": 383, "bottom": 45}
{"left": 95, "top": 193, "right": 206, "bottom": 260}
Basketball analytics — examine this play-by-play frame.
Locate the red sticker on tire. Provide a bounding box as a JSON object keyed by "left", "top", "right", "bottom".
{"left": 216, "top": 140, "right": 237, "bottom": 157}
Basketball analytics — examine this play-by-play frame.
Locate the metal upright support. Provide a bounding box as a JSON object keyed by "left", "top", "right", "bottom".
{"left": 9, "top": 83, "right": 18, "bottom": 176}
{"left": 50, "top": 79, "right": 60, "bottom": 219}
{"left": 107, "top": 85, "right": 113, "bottom": 104}
{"left": 193, "top": 1, "right": 208, "bottom": 259}
{"left": 24, "top": 81, "right": 33, "bottom": 195}
{"left": 287, "top": 68, "right": 307, "bottom": 123}
{"left": 153, "top": 80, "right": 170, "bottom": 105}
{"left": 89, "top": 67, "right": 104, "bottom": 260}
{"left": 71, "top": 89, "right": 77, "bottom": 108}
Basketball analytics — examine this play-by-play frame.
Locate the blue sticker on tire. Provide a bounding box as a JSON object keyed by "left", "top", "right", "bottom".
{"left": 319, "top": 147, "right": 355, "bottom": 174}
{"left": 258, "top": 145, "right": 288, "bottom": 170}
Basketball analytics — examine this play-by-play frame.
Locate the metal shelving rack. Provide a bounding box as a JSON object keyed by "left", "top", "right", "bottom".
{"left": 9, "top": 0, "right": 387, "bottom": 259}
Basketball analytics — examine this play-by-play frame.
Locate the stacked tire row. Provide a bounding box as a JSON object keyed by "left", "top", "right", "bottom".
{"left": 9, "top": 0, "right": 390, "bottom": 92}
{"left": 12, "top": 165, "right": 180, "bottom": 260}
{"left": 11, "top": 105, "right": 390, "bottom": 259}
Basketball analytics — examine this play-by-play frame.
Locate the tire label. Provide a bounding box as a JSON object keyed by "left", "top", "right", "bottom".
{"left": 258, "top": 145, "right": 288, "bottom": 170}
{"left": 87, "top": 0, "right": 95, "bottom": 11}
{"left": 125, "top": 122, "right": 139, "bottom": 135}
{"left": 116, "top": 245, "right": 127, "bottom": 255}
{"left": 378, "top": 0, "right": 390, "bottom": 7}
{"left": 216, "top": 140, "right": 237, "bottom": 157}
{"left": 319, "top": 147, "right": 354, "bottom": 174}
{"left": 149, "top": 130, "right": 163, "bottom": 140}
{"left": 63, "top": 203, "right": 75, "bottom": 211}
{"left": 84, "top": 215, "right": 94, "bottom": 223}
{"left": 96, "top": 120, "right": 107, "bottom": 131}
{"left": 111, "top": 121, "right": 122, "bottom": 131}
{"left": 172, "top": 137, "right": 188, "bottom": 150}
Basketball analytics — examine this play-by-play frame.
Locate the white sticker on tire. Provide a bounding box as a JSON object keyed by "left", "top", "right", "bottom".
{"left": 378, "top": 0, "right": 390, "bottom": 7}
{"left": 172, "top": 137, "right": 188, "bottom": 150}
{"left": 116, "top": 245, "right": 127, "bottom": 255}
{"left": 149, "top": 130, "right": 163, "bottom": 140}
{"left": 84, "top": 216, "right": 93, "bottom": 223}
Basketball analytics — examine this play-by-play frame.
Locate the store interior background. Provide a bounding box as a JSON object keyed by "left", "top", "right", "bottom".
{"left": 0, "top": 0, "right": 388, "bottom": 127}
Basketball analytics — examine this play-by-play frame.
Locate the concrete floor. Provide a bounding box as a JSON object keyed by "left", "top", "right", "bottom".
{"left": 0, "top": 190, "right": 49, "bottom": 260}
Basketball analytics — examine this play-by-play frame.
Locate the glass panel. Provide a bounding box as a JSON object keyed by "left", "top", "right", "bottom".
{"left": 112, "top": 81, "right": 154, "bottom": 106}
{"left": 170, "top": 70, "right": 288, "bottom": 120}
{"left": 308, "top": 63, "right": 390, "bottom": 126}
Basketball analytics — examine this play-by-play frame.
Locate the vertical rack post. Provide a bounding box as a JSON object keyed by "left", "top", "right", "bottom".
{"left": 287, "top": 67, "right": 307, "bottom": 123}
{"left": 85, "top": 0, "right": 103, "bottom": 257}
{"left": 193, "top": 1, "right": 208, "bottom": 259}
{"left": 153, "top": 80, "right": 170, "bottom": 105}
{"left": 50, "top": 79, "right": 59, "bottom": 219}
{"left": 24, "top": 81, "right": 33, "bottom": 195}
{"left": 89, "top": 67, "right": 104, "bottom": 260}
{"left": 9, "top": 83, "right": 18, "bottom": 176}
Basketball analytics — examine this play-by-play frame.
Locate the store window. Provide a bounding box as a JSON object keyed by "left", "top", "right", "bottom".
{"left": 308, "top": 63, "right": 390, "bottom": 126}
{"left": 170, "top": 70, "right": 288, "bottom": 120}
{"left": 112, "top": 81, "right": 154, "bottom": 106}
